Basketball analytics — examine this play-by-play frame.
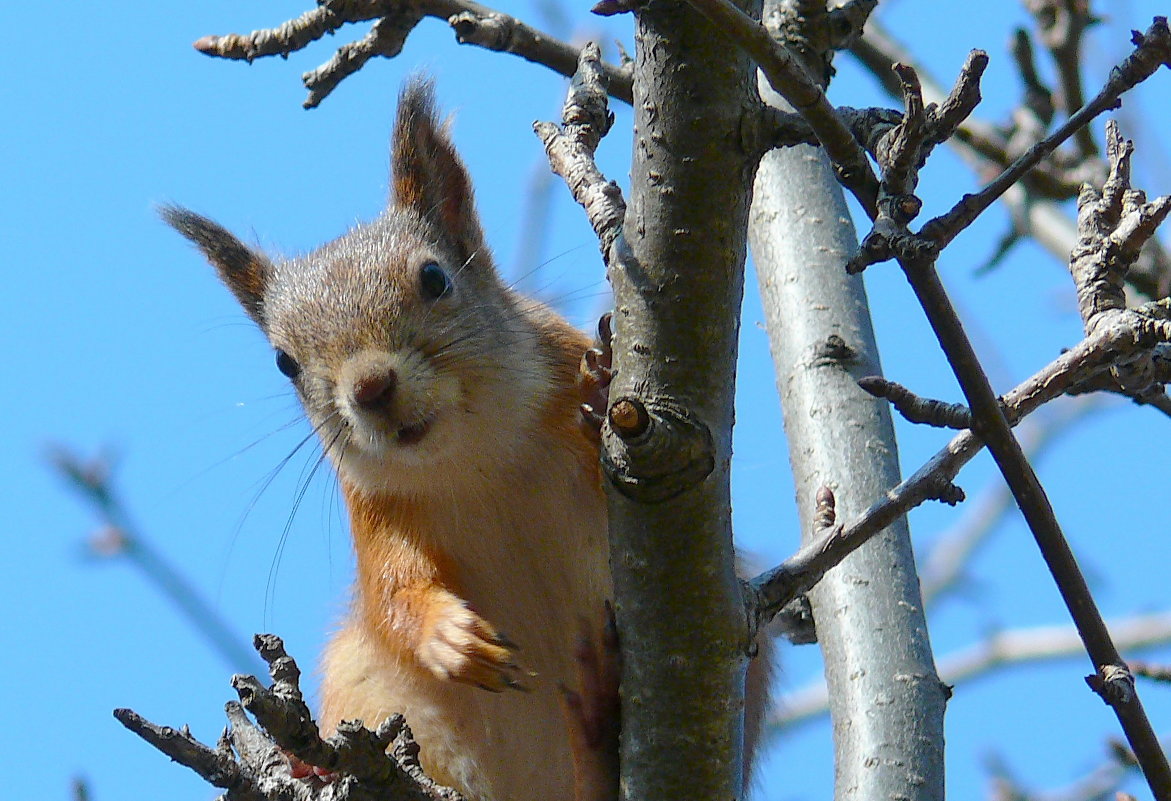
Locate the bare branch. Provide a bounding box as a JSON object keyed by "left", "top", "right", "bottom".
{"left": 1071, "top": 122, "right": 1171, "bottom": 329}
{"left": 681, "top": 0, "right": 880, "bottom": 211}
{"left": 1010, "top": 27, "right": 1056, "bottom": 130}
{"left": 921, "top": 17, "right": 1171, "bottom": 248}
{"left": 851, "top": 17, "right": 1171, "bottom": 300}
{"left": 534, "top": 43, "right": 626, "bottom": 256}
{"left": 1024, "top": 0, "right": 1100, "bottom": 157}
{"left": 192, "top": 0, "right": 635, "bottom": 107}
{"left": 117, "top": 636, "right": 464, "bottom": 801}
{"left": 857, "top": 375, "right": 974, "bottom": 430}
{"left": 302, "top": 14, "right": 423, "bottom": 109}
{"left": 825, "top": 0, "right": 877, "bottom": 51}
{"left": 846, "top": 53, "right": 988, "bottom": 273}
{"left": 1132, "top": 661, "right": 1171, "bottom": 683}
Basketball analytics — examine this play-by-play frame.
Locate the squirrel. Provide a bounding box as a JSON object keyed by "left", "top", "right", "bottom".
{"left": 163, "top": 79, "right": 771, "bottom": 801}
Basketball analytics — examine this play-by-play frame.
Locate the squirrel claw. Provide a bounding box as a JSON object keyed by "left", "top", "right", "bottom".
{"left": 597, "top": 312, "right": 613, "bottom": 350}
{"left": 578, "top": 313, "right": 615, "bottom": 442}
{"left": 418, "top": 593, "right": 530, "bottom": 692}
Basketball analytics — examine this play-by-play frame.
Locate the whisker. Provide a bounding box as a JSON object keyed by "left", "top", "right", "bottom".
{"left": 264, "top": 418, "right": 346, "bottom": 626}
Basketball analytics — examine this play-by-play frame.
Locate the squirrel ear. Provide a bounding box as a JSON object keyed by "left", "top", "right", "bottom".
{"left": 391, "top": 79, "right": 485, "bottom": 262}
{"left": 161, "top": 205, "right": 270, "bottom": 326}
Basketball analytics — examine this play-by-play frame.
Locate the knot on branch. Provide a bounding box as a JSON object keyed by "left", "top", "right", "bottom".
{"left": 1087, "top": 663, "right": 1137, "bottom": 707}
{"left": 1067, "top": 302, "right": 1171, "bottom": 406}
{"left": 601, "top": 398, "right": 715, "bottom": 503}
{"left": 813, "top": 486, "right": 836, "bottom": 530}
{"left": 449, "top": 10, "right": 512, "bottom": 50}
{"left": 928, "top": 480, "right": 966, "bottom": 506}
{"left": 847, "top": 225, "right": 938, "bottom": 273}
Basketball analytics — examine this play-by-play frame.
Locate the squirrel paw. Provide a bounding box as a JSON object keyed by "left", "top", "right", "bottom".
{"left": 560, "top": 604, "right": 620, "bottom": 801}
{"left": 418, "top": 593, "right": 530, "bottom": 692}
{"left": 577, "top": 313, "right": 614, "bottom": 442}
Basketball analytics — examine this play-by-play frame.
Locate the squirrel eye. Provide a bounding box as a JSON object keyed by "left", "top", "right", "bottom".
{"left": 275, "top": 349, "right": 301, "bottom": 379}
{"left": 419, "top": 261, "right": 452, "bottom": 300}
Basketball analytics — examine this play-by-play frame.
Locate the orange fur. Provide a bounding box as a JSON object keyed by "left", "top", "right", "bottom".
{"left": 167, "top": 79, "right": 772, "bottom": 801}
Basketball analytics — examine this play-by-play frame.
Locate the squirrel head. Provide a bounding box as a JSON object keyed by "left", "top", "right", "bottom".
{"left": 164, "top": 80, "right": 547, "bottom": 498}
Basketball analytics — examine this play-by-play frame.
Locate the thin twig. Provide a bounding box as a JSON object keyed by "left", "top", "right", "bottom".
{"left": 920, "top": 18, "right": 1171, "bottom": 248}
{"left": 1024, "top": 0, "right": 1099, "bottom": 158}
{"left": 533, "top": 43, "right": 626, "bottom": 255}
{"left": 193, "top": 0, "right": 634, "bottom": 107}
{"left": 856, "top": 375, "right": 973, "bottom": 430}
{"left": 850, "top": 17, "right": 1171, "bottom": 300}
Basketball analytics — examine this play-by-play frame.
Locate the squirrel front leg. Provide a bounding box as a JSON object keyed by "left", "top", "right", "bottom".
{"left": 347, "top": 488, "right": 527, "bottom": 693}
{"left": 391, "top": 583, "right": 528, "bottom": 692}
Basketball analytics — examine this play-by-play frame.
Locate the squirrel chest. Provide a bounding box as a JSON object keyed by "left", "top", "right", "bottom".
{"left": 166, "top": 81, "right": 612, "bottom": 801}
{"left": 166, "top": 79, "right": 770, "bottom": 801}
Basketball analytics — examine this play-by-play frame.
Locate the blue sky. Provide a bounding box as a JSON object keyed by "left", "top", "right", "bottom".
{"left": 4, "top": 2, "right": 1170, "bottom": 799}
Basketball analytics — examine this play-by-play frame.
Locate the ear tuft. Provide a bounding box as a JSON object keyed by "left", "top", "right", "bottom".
{"left": 160, "top": 205, "right": 270, "bottom": 326}
{"left": 391, "top": 78, "right": 485, "bottom": 261}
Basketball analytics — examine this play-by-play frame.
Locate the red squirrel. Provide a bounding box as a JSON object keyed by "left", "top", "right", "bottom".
{"left": 164, "top": 79, "right": 770, "bottom": 801}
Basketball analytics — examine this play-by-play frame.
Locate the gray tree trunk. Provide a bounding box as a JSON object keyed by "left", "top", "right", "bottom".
{"left": 603, "top": 2, "right": 761, "bottom": 800}
{"left": 748, "top": 81, "right": 948, "bottom": 800}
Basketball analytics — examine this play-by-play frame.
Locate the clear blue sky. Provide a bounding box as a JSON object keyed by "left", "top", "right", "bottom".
{"left": 4, "top": 2, "right": 1170, "bottom": 799}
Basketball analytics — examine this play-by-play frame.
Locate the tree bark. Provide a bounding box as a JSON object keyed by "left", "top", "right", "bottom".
{"left": 602, "top": 2, "right": 761, "bottom": 800}
{"left": 748, "top": 79, "right": 948, "bottom": 800}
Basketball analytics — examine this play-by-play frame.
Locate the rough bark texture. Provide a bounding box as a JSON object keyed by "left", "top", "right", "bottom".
{"left": 747, "top": 80, "right": 947, "bottom": 800}
{"left": 602, "top": 2, "right": 760, "bottom": 800}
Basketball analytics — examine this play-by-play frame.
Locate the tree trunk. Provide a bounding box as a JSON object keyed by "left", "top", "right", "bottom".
{"left": 603, "top": 1, "right": 761, "bottom": 799}
{"left": 748, "top": 78, "right": 948, "bottom": 800}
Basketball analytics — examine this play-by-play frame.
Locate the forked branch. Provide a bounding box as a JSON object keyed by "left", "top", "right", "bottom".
{"left": 192, "top": 0, "right": 634, "bottom": 107}
{"left": 116, "top": 635, "right": 463, "bottom": 801}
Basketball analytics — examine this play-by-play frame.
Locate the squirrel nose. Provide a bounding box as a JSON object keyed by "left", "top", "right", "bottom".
{"left": 352, "top": 370, "right": 397, "bottom": 411}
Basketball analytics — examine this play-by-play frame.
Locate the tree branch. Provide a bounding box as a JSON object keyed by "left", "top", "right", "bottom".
{"left": 533, "top": 43, "right": 626, "bottom": 256}
{"left": 116, "top": 635, "right": 464, "bottom": 801}
{"left": 745, "top": 7, "right": 945, "bottom": 795}
{"left": 595, "top": 1, "right": 760, "bottom": 796}
{"left": 850, "top": 16, "right": 1171, "bottom": 300}
{"left": 192, "top": 0, "right": 634, "bottom": 107}
{"left": 682, "top": 0, "right": 880, "bottom": 211}
{"left": 920, "top": 18, "right": 1171, "bottom": 247}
